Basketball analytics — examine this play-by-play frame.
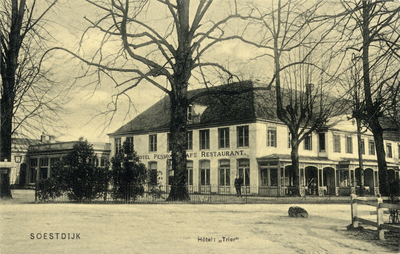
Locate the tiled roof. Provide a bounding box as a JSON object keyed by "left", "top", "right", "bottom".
{"left": 110, "top": 81, "right": 275, "bottom": 136}
{"left": 108, "top": 80, "right": 355, "bottom": 136}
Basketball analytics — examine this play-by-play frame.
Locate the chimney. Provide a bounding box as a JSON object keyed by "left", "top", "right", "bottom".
{"left": 49, "top": 135, "right": 56, "bottom": 143}
{"left": 41, "top": 133, "right": 47, "bottom": 143}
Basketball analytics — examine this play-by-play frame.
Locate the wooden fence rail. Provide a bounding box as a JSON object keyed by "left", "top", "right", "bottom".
{"left": 351, "top": 194, "right": 400, "bottom": 240}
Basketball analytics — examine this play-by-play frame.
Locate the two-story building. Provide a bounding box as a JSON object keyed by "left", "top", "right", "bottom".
{"left": 108, "top": 81, "right": 400, "bottom": 196}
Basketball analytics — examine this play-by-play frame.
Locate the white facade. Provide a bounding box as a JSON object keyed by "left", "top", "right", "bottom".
{"left": 109, "top": 117, "right": 400, "bottom": 197}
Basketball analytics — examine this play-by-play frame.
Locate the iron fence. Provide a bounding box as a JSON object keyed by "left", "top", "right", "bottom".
{"left": 35, "top": 183, "right": 257, "bottom": 204}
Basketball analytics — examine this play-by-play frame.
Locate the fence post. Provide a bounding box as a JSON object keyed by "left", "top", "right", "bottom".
{"left": 376, "top": 196, "right": 384, "bottom": 240}
{"left": 35, "top": 180, "right": 38, "bottom": 202}
{"left": 351, "top": 194, "right": 359, "bottom": 227}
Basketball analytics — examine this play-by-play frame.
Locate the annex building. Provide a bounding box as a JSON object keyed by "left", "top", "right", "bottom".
{"left": 25, "top": 134, "right": 111, "bottom": 187}
{"left": 108, "top": 81, "right": 400, "bottom": 197}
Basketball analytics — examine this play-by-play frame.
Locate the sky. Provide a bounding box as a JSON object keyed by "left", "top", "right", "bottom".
{"left": 28, "top": 0, "right": 377, "bottom": 144}
{"left": 32, "top": 0, "right": 271, "bottom": 143}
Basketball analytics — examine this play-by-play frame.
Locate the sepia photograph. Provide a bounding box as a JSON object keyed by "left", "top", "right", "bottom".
{"left": 1, "top": 0, "right": 400, "bottom": 253}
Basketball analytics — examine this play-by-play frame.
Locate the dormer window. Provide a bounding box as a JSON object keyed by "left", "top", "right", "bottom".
{"left": 187, "top": 105, "right": 193, "bottom": 121}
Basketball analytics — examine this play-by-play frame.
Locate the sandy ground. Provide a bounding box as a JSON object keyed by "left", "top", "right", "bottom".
{"left": 1, "top": 190, "right": 399, "bottom": 254}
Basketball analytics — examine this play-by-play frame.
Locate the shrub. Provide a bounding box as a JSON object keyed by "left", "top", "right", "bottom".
{"left": 110, "top": 141, "right": 147, "bottom": 202}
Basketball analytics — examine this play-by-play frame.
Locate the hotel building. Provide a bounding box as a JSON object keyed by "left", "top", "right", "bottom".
{"left": 108, "top": 81, "right": 400, "bottom": 196}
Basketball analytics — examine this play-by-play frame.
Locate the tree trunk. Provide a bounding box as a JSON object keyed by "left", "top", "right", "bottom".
{"left": 356, "top": 118, "right": 365, "bottom": 196}
{"left": 361, "top": 1, "right": 389, "bottom": 197}
{"left": 166, "top": 88, "right": 190, "bottom": 201}
{"left": 373, "top": 129, "right": 389, "bottom": 196}
{"left": 290, "top": 133, "right": 300, "bottom": 196}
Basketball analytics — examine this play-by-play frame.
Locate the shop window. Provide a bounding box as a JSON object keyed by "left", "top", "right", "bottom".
{"left": 199, "top": 129, "right": 210, "bottom": 150}
{"left": 267, "top": 127, "right": 277, "bottom": 147}
{"left": 237, "top": 125, "right": 249, "bottom": 147}
{"left": 149, "top": 134, "right": 157, "bottom": 152}
{"left": 346, "top": 136, "right": 353, "bottom": 154}
{"left": 334, "top": 134, "right": 341, "bottom": 153}
{"left": 386, "top": 143, "right": 392, "bottom": 158}
{"left": 368, "top": 140, "right": 375, "bottom": 155}
{"left": 303, "top": 134, "right": 312, "bottom": 151}
{"left": 115, "top": 138, "right": 122, "bottom": 154}
{"left": 218, "top": 128, "right": 230, "bottom": 149}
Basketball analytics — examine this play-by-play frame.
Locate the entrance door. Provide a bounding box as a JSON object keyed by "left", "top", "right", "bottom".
{"left": 200, "top": 160, "right": 210, "bottom": 193}
{"left": 238, "top": 159, "right": 250, "bottom": 195}
{"left": 219, "top": 160, "right": 230, "bottom": 194}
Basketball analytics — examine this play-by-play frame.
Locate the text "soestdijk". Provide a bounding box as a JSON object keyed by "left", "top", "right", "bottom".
{"left": 30, "top": 233, "right": 80, "bottom": 240}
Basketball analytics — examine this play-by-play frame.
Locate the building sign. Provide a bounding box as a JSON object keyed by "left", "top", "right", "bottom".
{"left": 139, "top": 150, "right": 246, "bottom": 161}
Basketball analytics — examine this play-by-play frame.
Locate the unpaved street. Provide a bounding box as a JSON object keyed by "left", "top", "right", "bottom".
{"left": 1, "top": 201, "right": 398, "bottom": 254}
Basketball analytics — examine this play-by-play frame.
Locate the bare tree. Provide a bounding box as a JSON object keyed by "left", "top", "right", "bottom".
{"left": 247, "top": 0, "right": 346, "bottom": 195}
{"left": 53, "top": 0, "right": 260, "bottom": 201}
{"left": 338, "top": 0, "right": 400, "bottom": 196}
{"left": 1, "top": 0, "right": 61, "bottom": 198}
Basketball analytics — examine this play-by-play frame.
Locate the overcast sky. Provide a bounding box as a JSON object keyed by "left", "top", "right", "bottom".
{"left": 36, "top": 0, "right": 363, "bottom": 143}
{"left": 35, "top": 0, "right": 270, "bottom": 143}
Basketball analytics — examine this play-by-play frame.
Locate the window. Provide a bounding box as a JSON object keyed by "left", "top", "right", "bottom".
{"left": 219, "top": 160, "right": 230, "bottom": 186}
{"left": 100, "top": 158, "right": 107, "bottom": 167}
{"left": 50, "top": 157, "right": 60, "bottom": 171}
{"left": 398, "top": 144, "right": 400, "bottom": 159}
{"left": 359, "top": 139, "right": 365, "bottom": 155}
{"left": 218, "top": 128, "right": 230, "bottom": 149}
{"left": 346, "top": 136, "right": 353, "bottom": 154}
{"left": 167, "top": 133, "right": 172, "bottom": 151}
{"left": 126, "top": 137, "right": 133, "bottom": 149}
{"left": 187, "top": 161, "right": 193, "bottom": 186}
{"left": 39, "top": 158, "right": 48, "bottom": 180}
{"left": 237, "top": 125, "right": 249, "bottom": 147}
{"left": 149, "top": 134, "right": 157, "bottom": 152}
{"left": 319, "top": 133, "right": 326, "bottom": 152}
{"left": 186, "top": 131, "right": 193, "bottom": 150}
{"left": 270, "top": 168, "right": 278, "bottom": 186}
{"left": 267, "top": 127, "right": 277, "bottom": 147}
{"left": 386, "top": 143, "right": 392, "bottom": 158}
{"left": 29, "top": 159, "right": 37, "bottom": 183}
{"left": 199, "top": 129, "right": 210, "bottom": 150}
{"left": 148, "top": 162, "right": 158, "bottom": 185}
{"left": 238, "top": 159, "right": 250, "bottom": 186}
{"left": 368, "top": 140, "right": 375, "bottom": 155}
{"left": 200, "top": 160, "right": 210, "bottom": 186}
{"left": 303, "top": 134, "right": 312, "bottom": 151}
{"left": 260, "top": 166, "right": 278, "bottom": 187}
{"left": 187, "top": 104, "right": 193, "bottom": 121}
{"left": 115, "top": 138, "right": 122, "bottom": 154}
{"left": 167, "top": 160, "right": 173, "bottom": 186}
{"left": 333, "top": 134, "right": 341, "bottom": 153}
